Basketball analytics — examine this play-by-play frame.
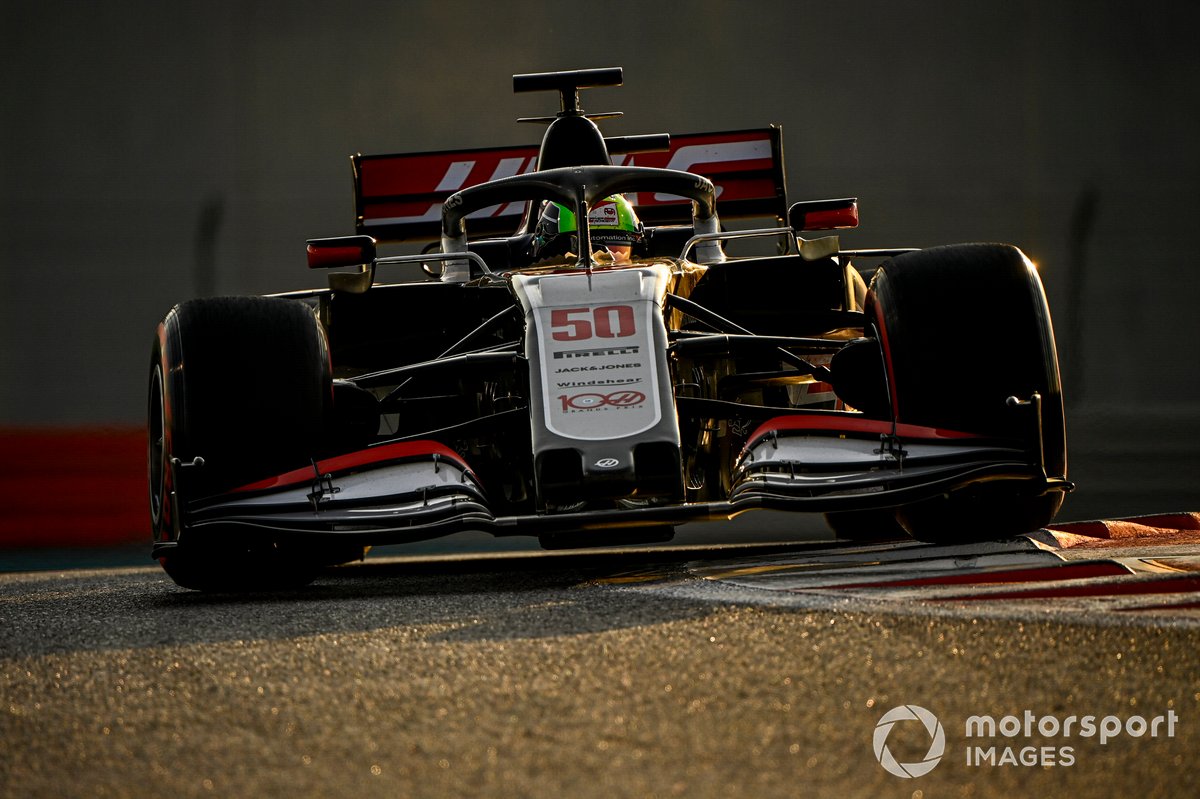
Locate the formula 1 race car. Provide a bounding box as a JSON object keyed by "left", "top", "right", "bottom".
{"left": 148, "top": 67, "right": 1071, "bottom": 590}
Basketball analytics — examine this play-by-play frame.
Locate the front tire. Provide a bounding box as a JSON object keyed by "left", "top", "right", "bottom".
{"left": 148, "top": 296, "right": 333, "bottom": 590}
{"left": 867, "top": 244, "right": 1067, "bottom": 543}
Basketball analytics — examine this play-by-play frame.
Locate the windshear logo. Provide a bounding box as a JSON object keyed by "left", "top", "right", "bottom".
{"left": 873, "top": 705, "right": 946, "bottom": 778}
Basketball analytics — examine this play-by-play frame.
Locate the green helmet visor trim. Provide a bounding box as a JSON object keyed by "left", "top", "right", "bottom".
{"left": 552, "top": 196, "right": 643, "bottom": 248}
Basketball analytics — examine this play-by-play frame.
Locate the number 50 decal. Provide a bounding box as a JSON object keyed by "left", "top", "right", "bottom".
{"left": 550, "top": 305, "right": 636, "bottom": 341}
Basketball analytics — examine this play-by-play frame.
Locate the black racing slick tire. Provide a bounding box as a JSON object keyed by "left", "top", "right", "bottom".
{"left": 148, "top": 296, "right": 333, "bottom": 590}
{"left": 866, "top": 243, "right": 1068, "bottom": 543}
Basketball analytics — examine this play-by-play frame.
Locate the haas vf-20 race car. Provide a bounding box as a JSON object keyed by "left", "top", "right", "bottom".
{"left": 148, "top": 67, "right": 1071, "bottom": 590}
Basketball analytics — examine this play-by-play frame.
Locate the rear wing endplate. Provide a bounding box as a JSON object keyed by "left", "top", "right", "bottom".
{"left": 352, "top": 127, "right": 786, "bottom": 242}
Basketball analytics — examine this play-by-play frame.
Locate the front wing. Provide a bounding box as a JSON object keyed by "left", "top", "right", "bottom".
{"left": 151, "top": 417, "right": 1068, "bottom": 557}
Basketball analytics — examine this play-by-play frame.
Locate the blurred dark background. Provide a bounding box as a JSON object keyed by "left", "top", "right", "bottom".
{"left": 1, "top": 0, "right": 1197, "bottom": 551}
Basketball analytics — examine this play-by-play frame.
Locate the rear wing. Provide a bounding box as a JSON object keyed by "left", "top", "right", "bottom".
{"left": 352, "top": 127, "right": 786, "bottom": 242}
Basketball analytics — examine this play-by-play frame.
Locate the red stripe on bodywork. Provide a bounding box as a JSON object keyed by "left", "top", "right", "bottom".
{"left": 306, "top": 244, "right": 369, "bottom": 269}
{"left": 231, "top": 440, "right": 470, "bottom": 493}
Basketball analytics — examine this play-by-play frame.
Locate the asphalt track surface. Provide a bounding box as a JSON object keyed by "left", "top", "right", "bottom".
{"left": 2, "top": 515, "right": 1199, "bottom": 798}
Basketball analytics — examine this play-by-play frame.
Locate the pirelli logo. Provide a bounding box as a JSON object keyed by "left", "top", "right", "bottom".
{"left": 553, "top": 346, "right": 640, "bottom": 359}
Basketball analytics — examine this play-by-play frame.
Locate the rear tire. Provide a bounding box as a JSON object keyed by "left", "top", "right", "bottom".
{"left": 148, "top": 296, "right": 333, "bottom": 590}
{"left": 867, "top": 244, "right": 1067, "bottom": 543}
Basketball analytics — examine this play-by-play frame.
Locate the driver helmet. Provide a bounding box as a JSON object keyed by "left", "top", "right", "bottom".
{"left": 533, "top": 195, "right": 643, "bottom": 261}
